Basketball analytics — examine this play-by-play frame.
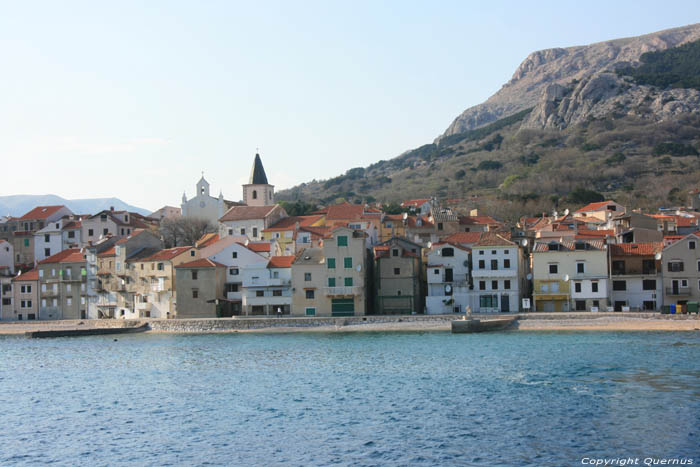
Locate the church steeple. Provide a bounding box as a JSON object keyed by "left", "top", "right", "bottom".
{"left": 242, "top": 152, "right": 274, "bottom": 207}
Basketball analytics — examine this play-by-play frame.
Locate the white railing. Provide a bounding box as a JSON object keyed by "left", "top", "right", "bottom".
{"left": 324, "top": 286, "right": 363, "bottom": 296}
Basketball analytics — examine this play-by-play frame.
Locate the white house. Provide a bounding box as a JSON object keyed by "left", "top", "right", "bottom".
{"left": 34, "top": 218, "right": 82, "bottom": 263}
{"left": 218, "top": 205, "right": 287, "bottom": 242}
{"left": 609, "top": 242, "right": 664, "bottom": 311}
{"left": 426, "top": 242, "right": 475, "bottom": 314}
{"left": 241, "top": 256, "right": 294, "bottom": 315}
{"left": 471, "top": 233, "right": 524, "bottom": 313}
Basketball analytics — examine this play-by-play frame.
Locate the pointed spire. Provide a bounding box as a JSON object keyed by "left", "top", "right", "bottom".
{"left": 249, "top": 152, "right": 269, "bottom": 185}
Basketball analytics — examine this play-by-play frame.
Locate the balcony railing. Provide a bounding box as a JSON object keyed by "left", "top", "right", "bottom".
{"left": 324, "top": 286, "right": 363, "bottom": 297}
{"left": 666, "top": 287, "right": 690, "bottom": 296}
{"left": 612, "top": 269, "right": 657, "bottom": 276}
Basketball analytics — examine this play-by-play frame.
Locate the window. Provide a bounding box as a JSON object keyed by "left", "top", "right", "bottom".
{"left": 272, "top": 290, "right": 283, "bottom": 297}
{"left": 305, "top": 307, "right": 316, "bottom": 316}
{"left": 157, "top": 263, "right": 164, "bottom": 271}
{"left": 575, "top": 242, "right": 586, "bottom": 251}
{"left": 256, "top": 290, "right": 264, "bottom": 297}
{"left": 68, "top": 231, "right": 75, "bottom": 239}
{"left": 574, "top": 282, "right": 582, "bottom": 293}
{"left": 503, "top": 259, "right": 510, "bottom": 268}
{"left": 304, "top": 273, "right": 312, "bottom": 281}
{"left": 612, "top": 260, "right": 626, "bottom": 275}
{"left": 44, "top": 248, "right": 51, "bottom": 257}
{"left": 66, "top": 284, "right": 71, "bottom": 293}
{"left": 253, "top": 228, "right": 258, "bottom": 238}
{"left": 697, "top": 260, "right": 700, "bottom": 272}
{"left": 328, "top": 277, "right": 336, "bottom": 287}
{"left": 575, "top": 300, "right": 586, "bottom": 311}
{"left": 612, "top": 280, "right": 627, "bottom": 291}
{"left": 504, "top": 280, "right": 511, "bottom": 290}
{"left": 479, "top": 295, "right": 498, "bottom": 308}
{"left": 667, "top": 262, "right": 684, "bottom": 272}
{"left": 491, "top": 250, "right": 497, "bottom": 255}
{"left": 491, "top": 280, "right": 498, "bottom": 290}
{"left": 44, "top": 234, "right": 50, "bottom": 243}
{"left": 549, "top": 264, "right": 558, "bottom": 274}
{"left": 490, "top": 259, "right": 498, "bottom": 270}
{"left": 478, "top": 260, "right": 485, "bottom": 269}
{"left": 479, "top": 281, "right": 486, "bottom": 291}
{"left": 24, "top": 239, "right": 29, "bottom": 247}
{"left": 39, "top": 270, "right": 43, "bottom": 278}
{"left": 642, "top": 280, "right": 656, "bottom": 291}
{"left": 434, "top": 269, "right": 439, "bottom": 275}
{"left": 576, "top": 262, "right": 585, "bottom": 274}
{"left": 305, "top": 290, "right": 314, "bottom": 299}
{"left": 327, "top": 258, "right": 336, "bottom": 269}
{"left": 337, "top": 236, "right": 348, "bottom": 247}
{"left": 343, "top": 257, "right": 352, "bottom": 269}
{"left": 273, "top": 271, "right": 279, "bottom": 278}
{"left": 504, "top": 250, "right": 509, "bottom": 255}
{"left": 442, "top": 247, "right": 454, "bottom": 257}
{"left": 232, "top": 251, "right": 238, "bottom": 259}
{"left": 103, "top": 228, "right": 108, "bottom": 235}
{"left": 230, "top": 268, "right": 239, "bottom": 276}
{"left": 1, "top": 298, "right": 10, "bottom": 306}
{"left": 66, "top": 298, "right": 72, "bottom": 306}
{"left": 478, "top": 250, "right": 484, "bottom": 255}
{"left": 392, "top": 249, "right": 399, "bottom": 257}
{"left": 225, "top": 283, "right": 239, "bottom": 293}
{"left": 591, "top": 281, "right": 599, "bottom": 293}
{"left": 344, "top": 277, "right": 353, "bottom": 287}
{"left": 690, "top": 240, "right": 696, "bottom": 250}
{"left": 192, "top": 271, "right": 198, "bottom": 280}
{"left": 192, "top": 289, "right": 199, "bottom": 298}
{"left": 394, "top": 268, "right": 401, "bottom": 275}
{"left": 240, "top": 228, "right": 246, "bottom": 235}
{"left": 437, "top": 223, "right": 443, "bottom": 231}
{"left": 88, "top": 229, "right": 94, "bottom": 236}
{"left": 228, "top": 229, "right": 233, "bottom": 236}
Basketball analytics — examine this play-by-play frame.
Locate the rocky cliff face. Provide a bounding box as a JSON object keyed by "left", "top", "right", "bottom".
{"left": 438, "top": 23, "right": 700, "bottom": 140}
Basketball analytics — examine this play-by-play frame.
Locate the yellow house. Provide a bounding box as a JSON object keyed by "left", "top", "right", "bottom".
{"left": 380, "top": 214, "right": 407, "bottom": 242}
{"left": 262, "top": 215, "right": 325, "bottom": 255}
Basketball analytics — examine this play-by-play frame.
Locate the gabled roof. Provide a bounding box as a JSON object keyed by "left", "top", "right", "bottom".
{"left": 609, "top": 242, "right": 663, "bottom": 257}
{"left": 533, "top": 239, "right": 605, "bottom": 252}
{"left": 115, "top": 229, "right": 147, "bottom": 245}
{"left": 443, "top": 232, "right": 483, "bottom": 245}
{"left": 298, "top": 226, "right": 332, "bottom": 239}
{"left": 248, "top": 153, "right": 269, "bottom": 185}
{"left": 245, "top": 242, "right": 271, "bottom": 253}
{"left": 263, "top": 215, "right": 324, "bottom": 232}
{"left": 401, "top": 198, "right": 431, "bottom": 208}
{"left": 38, "top": 248, "right": 85, "bottom": 264}
{"left": 12, "top": 269, "right": 39, "bottom": 282}
{"left": 18, "top": 205, "right": 66, "bottom": 221}
{"left": 662, "top": 233, "right": 700, "bottom": 251}
{"left": 142, "top": 247, "right": 193, "bottom": 262}
{"left": 406, "top": 215, "right": 434, "bottom": 229}
{"left": 429, "top": 241, "right": 472, "bottom": 253}
{"left": 267, "top": 256, "right": 294, "bottom": 268}
{"left": 98, "top": 247, "right": 116, "bottom": 258}
{"left": 219, "top": 205, "right": 278, "bottom": 222}
{"left": 326, "top": 202, "right": 364, "bottom": 221}
{"left": 195, "top": 233, "right": 219, "bottom": 248}
{"left": 574, "top": 200, "right": 619, "bottom": 213}
{"left": 474, "top": 232, "right": 516, "bottom": 247}
{"left": 175, "top": 258, "right": 225, "bottom": 269}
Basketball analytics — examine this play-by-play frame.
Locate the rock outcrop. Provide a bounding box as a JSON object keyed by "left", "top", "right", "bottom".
{"left": 438, "top": 23, "right": 700, "bottom": 141}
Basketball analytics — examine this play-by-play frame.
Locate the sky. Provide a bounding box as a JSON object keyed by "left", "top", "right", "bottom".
{"left": 1, "top": 1, "right": 699, "bottom": 212}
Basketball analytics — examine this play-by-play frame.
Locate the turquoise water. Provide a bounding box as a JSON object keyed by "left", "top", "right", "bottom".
{"left": 0, "top": 331, "right": 699, "bottom": 466}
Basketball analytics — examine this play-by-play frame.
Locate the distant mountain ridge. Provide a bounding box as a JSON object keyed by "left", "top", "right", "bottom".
{"left": 0, "top": 195, "right": 151, "bottom": 218}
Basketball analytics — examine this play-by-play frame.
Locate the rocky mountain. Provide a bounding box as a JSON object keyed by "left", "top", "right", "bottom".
{"left": 278, "top": 24, "right": 700, "bottom": 222}
{"left": 439, "top": 23, "right": 700, "bottom": 139}
{"left": 0, "top": 195, "right": 151, "bottom": 218}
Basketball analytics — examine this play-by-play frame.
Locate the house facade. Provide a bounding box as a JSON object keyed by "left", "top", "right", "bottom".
{"left": 37, "top": 249, "right": 87, "bottom": 320}
{"left": 241, "top": 256, "right": 294, "bottom": 315}
{"left": 219, "top": 205, "right": 287, "bottom": 242}
{"left": 661, "top": 234, "right": 700, "bottom": 306}
{"left": 471, "top": 233, "right": 524, "bottom": 313}
{"left": 11, "top": 269, "right": 39, "bottom": 320}
{"left": 609, "top": 243, "right": 663, "bottom": 311}
{"left": 174, "top": 259, "right": 227, "bottom": 318}
{"left": 425, "top": 242, "right": 473, "bottom": 314}
{"left": 373, "top": 237, "right": 423, "bottom": 314}
{"left": 82, "top": 209, "right": 157, "bottom": 246}
{"left": 34, "top": 217, "right": 82, "bottom": 263}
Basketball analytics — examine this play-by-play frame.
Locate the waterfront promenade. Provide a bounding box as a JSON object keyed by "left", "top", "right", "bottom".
{"left": 0, "top": 312, "right": 698, "bottom": 335}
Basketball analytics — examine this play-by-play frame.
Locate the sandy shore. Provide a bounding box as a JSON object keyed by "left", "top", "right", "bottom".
{"left": 2, "top": 315, "right": 699, "bottom": 335}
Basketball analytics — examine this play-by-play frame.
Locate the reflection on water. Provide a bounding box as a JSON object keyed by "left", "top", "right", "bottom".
{"left": 0, "top": 331, "right": 698, "bottom": 465}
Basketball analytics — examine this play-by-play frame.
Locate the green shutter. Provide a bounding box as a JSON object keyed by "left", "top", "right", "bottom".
{"left": 344, "top": 257, "right": 352, "bottom": 268}
{"left": 337, "top": 236, "right": 348, "bottom": 246}
{"left": 331, "top": 298, "right": 354, "bottom": 316}
{"left": 327, "top": 258, "right": 336, "bottom": 269}
{"left": 328, "top": 277, "right": 336, "bottom": 287}
{"left": 24, "top": 239, "right": 29, "bottom": 247}
{"left": 344, "top": 277, "right": 353, "bottom": 287}
{"left": 305, "top": 307, "right": 316, "bottom": 316}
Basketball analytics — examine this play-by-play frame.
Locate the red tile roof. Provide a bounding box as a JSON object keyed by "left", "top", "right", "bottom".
{"left": 575, "top": 229, "right": 614, "bottom": 238}
{"left": 39, "top": 248, "right": 85, "bottom": 264}
{"left": 219, "top": 205, "right": 278, "bottom": 222}
{"left": 674, "top": 216, "right": 698, "bottom": 227}
{"left": 474, "top": 233, "right": 516, "bottom": 247}
{"left": 401, "top": 198, "right": 431, "bottom": 208}
{"left": 406, "top": 215, "right": 434, "bottom": 229}
{"left": 574, "top": 201, "right": 618, "bottom": 213}
{"left": 326, "top": 202, "right": 364, "bottom": 221}
{"left": 262, "top": 215, "right": 324, "bottom": 232}
{"left": 267, "top": 256, "right": 295, "bottom": 268}
{"left": 459, "top": 215, "right": 501, "bottom": 226}
{"left": 12, "top": 269, "right": 39, "bottom": 281}
{"left": 443, "top": 232, "right": 483, "bottom": 244}
{"left": 430, "top": 241, "right": 472, "bottom": 253}
{"left": 245, "top": 242, "right": 271, "bottom": 253}
{"left": 175, "top": 258, "right": 225, "bottom": 269}
{"left": 143, "top": 247, "right": 193, "bottom": 262}
{"left": 18, "top": 205, "right": 66, "bottom": 221}
{"left": 609, "top": 242, "right": 664, "bottom": 256}
{"left": 98, "top": 247, "right": 116, "bottom": 258}
{"left": 195, "top": 233, "right": 219, "bottom": 248}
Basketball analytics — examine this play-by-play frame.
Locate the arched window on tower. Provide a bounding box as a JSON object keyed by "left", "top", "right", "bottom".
{"left": 200, "top": 186, "right": 205, "bottom": 195}
{"left": 252, "top": 190, "right": 257, "bottom": 199}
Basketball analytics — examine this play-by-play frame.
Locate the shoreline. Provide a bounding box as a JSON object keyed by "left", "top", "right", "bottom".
{"left": 1, "top": 313, "right": 699, "bottom": 335}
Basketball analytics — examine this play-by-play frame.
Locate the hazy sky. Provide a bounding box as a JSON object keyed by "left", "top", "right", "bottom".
{"left": 2, "top": 1, "right": 698, "bottom": 211}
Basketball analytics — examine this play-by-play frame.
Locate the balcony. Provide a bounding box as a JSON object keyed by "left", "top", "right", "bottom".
{"left": 244, "top": 278, "right": 291, "bottom": 287}
{"left": 471, "top": 268, "right": 514, "bottom": 278}
{"left": 244, "top": 296, "right": 292, "bottom": 306}
{"left": 666, "top": 287, "right": 690, "bottom": 296}
{"left": 612, "top": 268, "right": 657, "bottom": 276}
{"left": 135, "top": 302, "right": 152, "bottom": 312}
{"left": 324, "top": 286, "right": 363, "bottom": 297}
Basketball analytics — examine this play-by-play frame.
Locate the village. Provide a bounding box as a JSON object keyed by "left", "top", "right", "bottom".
{"left": 1, "top": 153, "right": 700, "bottom": 321}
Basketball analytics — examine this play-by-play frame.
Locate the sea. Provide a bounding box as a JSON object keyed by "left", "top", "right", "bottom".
{"left": 0, "top": 331, "right": 698, "bottom": 466}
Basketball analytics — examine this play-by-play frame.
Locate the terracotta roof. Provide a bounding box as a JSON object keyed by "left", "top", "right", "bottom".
{"left": 406, "top": 215, "right": 434, "bottom": 229}
{"left": 674, "top": 216, "right": 698, "bottom": 227}
{"left": 18, "top": 205, "right": 66, "bottom": 221}
{"left": 459, "top": 215, "right": 501, "bottom": 226}
{"left": 98, "top": 247, "right": 116, "bottom": 258}
{"left": 62, "top": 220, "right": 82, "bottom": 230}
{"left": 443, "top": 232, "right": 483, "bottom": 244}
{"left": 575, "top": 229, "right": 614, "bottom": 238}
{"left": 430, "top": 241, "right": 471, "bottom": 253}
{"left": 326, "top": 203, "right": 364, "bottom": 221}
{"left": 175, "top": 258, "right": 225, "bottom": 269}
{"left": 219, "top": 205, "right": 278, "bottom": 222}
{"left": 299, "top": 226, "right": 332, "bottom": 239}
{"left": 195, "top": 233, "right": 219, "bottom": 248}
{"left": 115, "top": 229, "right": 147, "bottom": 244}
{"left": 12, "top": 269, "right": 39, "bottom": 281}
{"left": 245, "top": 242, "right": 271, "bottom": 253}
{"left": 401, "top": 199, "right": 431, "bottom": 208}
{"left": 39, "top": 248, "right": 85, "bottom": 264}
{"left": 267, "top": 256, "right": 294, "bottom": 268}
{"left": 574, "top": 201, "right": 618, "bottom": 213}
{"left": 262, "top": 215, "right": 324, "bottom": 232}
{"left": 474, "top": 233, "right": 516, "bottom": 247}
{"left": 609, "top": 242, "right": 663, "bottom": 257}
{"left": 142, "top": 247, "right": 193, "bottom": 262}
{"left": 533, "top": 239, "right": 605, "bottom": 252}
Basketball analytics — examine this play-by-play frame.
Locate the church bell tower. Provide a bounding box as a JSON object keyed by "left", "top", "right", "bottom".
{"left": 243, "top": 152, "right": 274, "bottom": 206}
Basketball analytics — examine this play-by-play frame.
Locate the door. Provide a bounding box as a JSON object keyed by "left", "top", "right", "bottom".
{"left": 672, "top": 280, "right": 679, "bottom": 295}
{"left": 501, "top": 294, "right": 510, "bottom": 313}
{"left": 543, "top": 301, "right": 555, "bottom": 313}
{"left": 332, "top": 298, "right": 355, "bottom": 316}
{"left": 444, "top": 268, "right": 453, "bottom": 282}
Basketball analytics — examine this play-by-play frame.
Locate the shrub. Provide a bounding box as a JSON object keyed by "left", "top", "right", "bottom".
{"left": 477, "top": 160, "right": 503, "bottom": 170}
